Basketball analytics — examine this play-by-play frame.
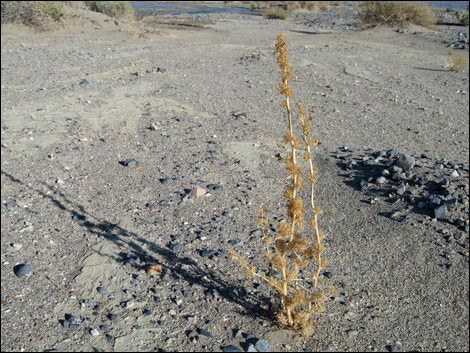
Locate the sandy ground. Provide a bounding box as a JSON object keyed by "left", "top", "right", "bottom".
{"left": 1, "top": 3, "right": 469, "bottom": 352}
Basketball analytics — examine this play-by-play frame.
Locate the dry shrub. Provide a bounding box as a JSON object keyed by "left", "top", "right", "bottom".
{"left": 264, "top": 7, "right": 289, "bottom": 20}
{"left": 456, "top": 10, "right": 469, "bottom": 26}
{"left": 357, "top": 1, "right": 436, "bottom": 28}
{"left": 449, "top": 53, "right": 469, "bottom": 72}
{"left": 281, "top": 2, "right": 330, "bottom": 12}
{"left": 318, "top": 2, "right": 330, "bottom": 12}
{"left": 84, "top": 1, "right": 133, "bottom": 19}
{"left": 1, "top": 1, "right": 64, "bottom": 30}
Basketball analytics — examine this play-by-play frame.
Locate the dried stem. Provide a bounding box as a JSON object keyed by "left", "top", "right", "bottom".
{"left": 228, "top": 33, "right": 331, "bottom": 333}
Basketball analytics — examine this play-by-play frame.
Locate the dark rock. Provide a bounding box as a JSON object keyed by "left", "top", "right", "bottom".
{"left": 146, "top": 67, "right": 167, "bottom": 74}
{"left": 96, "top": 286, "right": 107, "bottom": 295}
{"left": 99, "top": 325, "right": 110, "bottom": 332}
{"left": 232, "top": 110, "right": 247, "bottom": 119}
{"left": 207, "top": 184, "right": 223, "bottom": 191}
{"left": 160, "top": 177, "right": 173, "bottom": 185}
{"left": 13, "top": 264, "right": 32, "bottom": 278}
{"left": 396, "top": 184, "right": 406, "bottom": 195}
{"left": 428, "top": 195, "right": 442, "bottom": 208}
{"left": 119, "top": 159, "right": 140, "bottom": 167}
{"left": 222, "top": 346, "right": 242, "bottom": 352}
{"left": 385, "top": 345, "right": 402, "bottom": 352}
{"left": 105, "top": 334, "right": 115, "bottom": 343}
{"left": 197, "top": 328, "right": 213, "bottom": 337}
{"left": 79, "top": 79, "right": 89, "bottom": 87}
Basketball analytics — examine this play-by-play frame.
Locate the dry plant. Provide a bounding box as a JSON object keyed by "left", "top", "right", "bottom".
{"left": 1, "top": 1, "right": 65, "bottom": 30}
{"left": 449, "top": 52, "right": 469, "bottom": 72}
{"left": 229, "top": 34, "right": 334, "bottom": 333}
{"left": 357, "top": 1, "right": 436, "bottom": 28}
{"left": 264, "top": 7, "right": 289, "bottom": 20}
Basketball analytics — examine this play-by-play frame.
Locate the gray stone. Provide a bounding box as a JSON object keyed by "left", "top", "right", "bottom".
{"left": 160, "top": 177, "right": 173, "bottom": 184}
{"left": 376, "top": 176, "right": 387, "bottom": 185}
{"left": 207, "top": 183, "right": 223, "bottom": 191}
{"left": 247, "top": 344, "right": 257, "bottom": 352}
{"left": 222, "top": 346, "right": 242, "bottom": 352}
{"left": 434, "top": 204, "right": 448, "bottom": 219}
{"left": 396, "top": 184, "right": 406, "bottom": 195}
{"left": 197, "top": 328, "right": 213, "bottom": 337}
{"left": 232, "top": 110, "right": 247, "bottom": 119}
{"left": 396, "top": 154, "right": 415, "bottom": 171}
{"left": 255, "top": 339, "right": 272, "bottom": 352}
{"left": 99, "top": 325, "right": 110, "bottom": 332}
{"left": 96, "top": 286, "right": 107, "bottom": 295}
{"left": 390, "top": 166, "right": 402, "bottom": 173}
{"left": 79, "top": 79, "right": 89, "bottom": 87}
{"left": 120, "top": 159, "right": 140, "bottom": 167}
{"left": 6, "top": 200, "right": 17, "bottom": 210}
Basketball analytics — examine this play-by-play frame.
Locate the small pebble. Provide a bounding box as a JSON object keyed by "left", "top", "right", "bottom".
{"left": 99, "top": 325, "right": 110, "bottom": 332}
{"left": 385, "top": 344, "right": 402, "bottom": 352}
{"left": 11, "top": 243, "right": 23, "bottom": 251}
{"left": 120, "top": 159, "right": 140, "bottom": 167}
{"left": 376, "top": 176, "right": 387, "bottom": 185}
{"left": 96, "top": 286, "right": 107, "bottom": 295}
{"left": 206, "top": 183, "right": 223, "bottom": 191}
{"left": 13, "top": 264, "right": 32, "bottom": 278}
{"left": 434, "top": 204, "right": 448, "bottom": 219}
{"left": 160, "top": 177, "right": 173, "bottom": 184}
{"left": 396, "top": 184, "right": 406, "bottom": 195}
{"left": 197, "top": 328, "right": 213, "bottom": 337}
{"left": 90, "top": 328, "right": 100, "bottom": 336}
{"left": 396, "top": 154, "right": 415, "bottom": 171}
{"left": 255, "top": 339, "right": 272, "bottom": 352}
{"left": 247, "top": 344, "right": 257, "bottom": 352}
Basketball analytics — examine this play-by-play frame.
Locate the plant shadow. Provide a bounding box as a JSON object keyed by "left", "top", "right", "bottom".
{"left": 1, "top": 169, "right": 273, "bottom": 321}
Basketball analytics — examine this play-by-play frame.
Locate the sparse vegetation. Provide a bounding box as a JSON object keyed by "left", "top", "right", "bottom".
{"left": 456, "top": 10, "right": 469, "bottom": 26}
{"left": 264, "top": 7, "right": 289, "bottom": 20}
{"left": 357, "top": 1, "right": 436, "bottom": 28}
{"left": 84, "top": 1, "right": 133, "bottom": 19}
{"left": 449, "top": 53, "right": 469, "bottom": 72}
{"left": 1, "top": 1, "right": 65, "bottom": 30}
{"left": 280, "top": 1, "right": 330, "bottom": 12}
{"left": 263, "top": 1, "right": 331, "bottom": 19}
{"left": 229, "top": 34, "right": 334, "bottom": 333}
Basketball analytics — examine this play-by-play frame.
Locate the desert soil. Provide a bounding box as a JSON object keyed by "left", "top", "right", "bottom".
{"left": 1, "top": 3, "right": 469, "bottom": 352}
